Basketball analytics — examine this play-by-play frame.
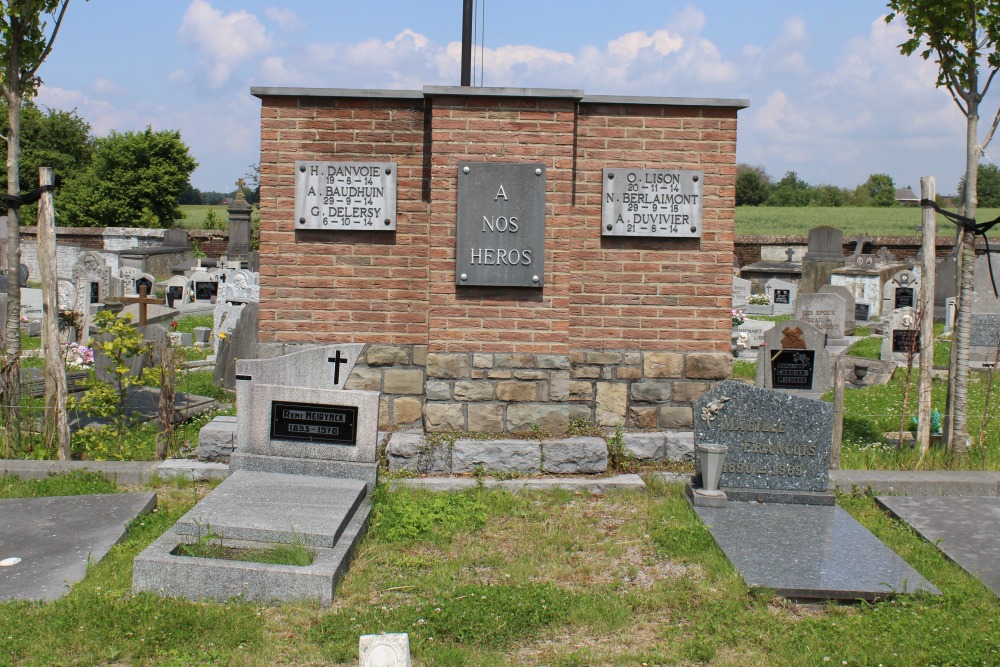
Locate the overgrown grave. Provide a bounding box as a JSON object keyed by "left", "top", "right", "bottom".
{"left": 133, "top": 344, "right": 378, "bottom": 606}
{"left": 689, "top": 380, "right": 940, "bottom": 600}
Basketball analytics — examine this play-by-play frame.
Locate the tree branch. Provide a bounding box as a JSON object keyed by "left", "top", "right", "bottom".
{"left": 20, "top": 0, "right": 70, "bottom": 85}
{"left": 980, "top": 106, "right": 1000, "bottom": 154}
{"left": 982, "top": 66, "right": 999, "bottom": 99}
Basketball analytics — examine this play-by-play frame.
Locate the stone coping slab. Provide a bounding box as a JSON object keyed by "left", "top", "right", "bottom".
{"left": 392, "top": 474, "right": 646, "bottom": 495}
{"left": 694, "top": 502, "right": 940, "bottom": 600}
{"left": 876, "top": 496, "right": 1000, "bottom": 597}
{"left": 831, "top": 470, "right": 1000, "bottom": 497}
{"left": 0, "top": 492, "right": 156, "bottom": 601}
{"left": 133, "top": 500, "right": 371, "bottom": 607}
{"left": 176, "top": 471, "right": 366, "bottom": 547}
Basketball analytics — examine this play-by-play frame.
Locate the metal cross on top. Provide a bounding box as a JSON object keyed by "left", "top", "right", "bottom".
{"left": 329, "top": 350, "right": 348, "bottom": 385}
{"left": 118, "top": 284, "right": 161, "bottom": 326}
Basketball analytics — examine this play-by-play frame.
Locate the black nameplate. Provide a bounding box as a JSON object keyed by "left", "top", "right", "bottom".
{"left": 892, "top": 329, "right": 920, "bottom": 354}
{"left": 270, "top": 400, "right": 357, "bottom": 445}
{"left": 89, "top": 282, "right": 100, "bottom": 304}
{"left": 771, "top": 349, "right": 815, "bottom": 390}
{"left": 894, "top": 287, "right": 914, "bottom": 309}
{"left": 773, "top": 289, "right": 790, "bottom": 305}
{"left": 194, "top": 281, "right": 218, "bottom": 300}
{"left": 855, "top": 303, "right": 870, "bottom": 321}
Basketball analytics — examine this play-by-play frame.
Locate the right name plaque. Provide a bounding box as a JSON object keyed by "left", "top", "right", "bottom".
{"left": 601, "top": 168, "right": 703, "bottom": 238}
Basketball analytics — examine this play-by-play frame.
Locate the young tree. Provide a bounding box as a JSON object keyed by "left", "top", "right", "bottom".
{"left": 885, "top": 1, "right": 1000, "bottom": 457}
{"left": 863, "top": 172, "right": 898, "bottom": 207}
{"left": 58, "top": 127, "right": 198, "bottom": 227}
{"left": 0, "top": 1, "right": 74, "bottom": 417}
{"left": 735, "top": 164, "right": 772, "bottom": 206}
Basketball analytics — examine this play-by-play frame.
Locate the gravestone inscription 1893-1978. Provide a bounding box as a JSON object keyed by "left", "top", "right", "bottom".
{"left": 455, "top": 162, "right": 546, "bottom": 288}
{"left": 694, "top": 380, "right": 833, "bottom": 501}
{"left": 270, "top": 400, "right": 358, "bottom": 446}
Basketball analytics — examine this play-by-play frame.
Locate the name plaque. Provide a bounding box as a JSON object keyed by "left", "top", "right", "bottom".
{"left": 771, "top": 350, "right": 815, "bottom": 390}
{"left": 455, "top": 162, "right": 546, "bottom": 288}
{"left": 294, "top": 161, "right": 397, "bottom": 231}
{"left": 892, "top": 330, "right": 919, "bottom": 354}
{"left": 270, "top": 400, "right": 358, "bottom": 446}
{"left": 773, "top": 289, "right": 791, "bottom": 305}
{"left": 601, "top": 168, "right": 703, "bottom": 238}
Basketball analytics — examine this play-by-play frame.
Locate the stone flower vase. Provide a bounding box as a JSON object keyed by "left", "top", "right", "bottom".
{"left": 697, "top": 443, "right": 729, "bottom": 497}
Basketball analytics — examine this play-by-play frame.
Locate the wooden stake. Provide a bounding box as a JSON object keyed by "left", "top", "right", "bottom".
{"left": 917, "top": 176, "right": 936, "bottom": 467}
{"left": 38, "top": 167, "right": 70, "bottom": 458}
{"left": 831, "top": 356, "right": 844, "bottom": 470}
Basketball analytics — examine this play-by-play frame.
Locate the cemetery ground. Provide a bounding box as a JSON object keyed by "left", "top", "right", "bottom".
{"left": 2, "top": 473, "right": 999, "bottom": 667}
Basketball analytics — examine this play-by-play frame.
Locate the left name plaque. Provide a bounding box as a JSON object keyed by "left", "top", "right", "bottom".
{"left": 270, "top": 400, "right": 358, "bottom": 446}
{"left": 294, "top": 161, "right": 397, "bottom": 231}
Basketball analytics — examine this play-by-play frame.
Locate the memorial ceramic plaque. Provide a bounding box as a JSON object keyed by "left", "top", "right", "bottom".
{"left": 765, "top": 278, "right": 797, "bottom": 315}
{"left": 601, "top": 168, "right": 703, "bottom": 238}
{"left": 455, "top": 162, "right": 545, "bottom": 288}
{"left": 694, "top": 380, "right": 833, "bottom": 495}
{"left": 755, "top": 319, "right": 831, "bottom": 397}
{"left": 294, "top": 161, "right": 397, "bottom": 231}
{"left": 732, "top": 277, "right": 751, "bottom": 308}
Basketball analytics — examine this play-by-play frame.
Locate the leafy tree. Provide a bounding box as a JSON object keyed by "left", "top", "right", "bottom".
{"left": 885, "top": 0, "right": 1000, "bottom": 458}
{"left": 765, "top": 170, "right": 813, "bottom": 206}
{"left": 957, "top": 162, "right": 1000, "bottom": 207}
{"left": 179, "top": 183, "right": 204, "bottom": 205}
{"left": 0, "top": 0, "right": 74, "bottom": 421}
{"left": 811, "top": 184, "right": 849, "bottom": 207}
{"left": 59, "top": 127, "right": 198, "bottom": 228}
{"left": 863, "top": 173, "right": 897, "bottom": 207}
{"left": 735, "top": 164, "right": 771, "bottom": 206}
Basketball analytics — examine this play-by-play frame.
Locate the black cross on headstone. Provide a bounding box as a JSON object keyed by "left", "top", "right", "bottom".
{"left": 329, "top": 350, "right": 348, "bottom": 385}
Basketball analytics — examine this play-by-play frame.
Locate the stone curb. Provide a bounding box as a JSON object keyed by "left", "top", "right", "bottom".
{"left": 391, "top": 473, "right": 647, "bottom": 494}
{"left": 829, "top": 470, "right": 1000, "bottom": 497}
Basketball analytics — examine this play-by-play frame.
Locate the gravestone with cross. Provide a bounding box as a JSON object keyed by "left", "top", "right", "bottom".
{"left": 133, "top": 343, "right": 378, "bottom": 605}
{"left": 119, "top": 284, "right": 161, "bottom": 327}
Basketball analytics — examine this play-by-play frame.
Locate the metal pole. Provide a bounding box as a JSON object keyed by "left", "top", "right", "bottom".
{"left": 461, "top": 0, "right": 473, "bottom": 86}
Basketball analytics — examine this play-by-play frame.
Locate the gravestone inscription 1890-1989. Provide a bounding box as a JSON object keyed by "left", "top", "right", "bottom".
{"left": 294, "top": 161, "right": 397, "bottom": 231}
{"left": 694, "top": 380, "right": 833, "bottom": 499}
{"left": 601, "top": 168, "right": 703, "bottom": 238}
{"left": 455, "top": 162, "right": 546, "bottom": 288}
{"left": 270, "top": 400, "right": 358, "bottom": 446}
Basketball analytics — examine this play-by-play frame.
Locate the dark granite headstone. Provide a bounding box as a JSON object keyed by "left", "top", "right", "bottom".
{"left": 694, "top": 380, "right": 833, "bottom": 503}
{"left": 167, "top": 285, "right": 183, "bottom": 308}
{"left": 892, "top": 329, "right": 919, "bottom": 354}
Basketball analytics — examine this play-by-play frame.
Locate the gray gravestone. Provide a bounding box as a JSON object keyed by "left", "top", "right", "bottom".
{"left": 735, "top": 318, "right": 775, "bottom": 351}
{"left": 732, "top": 276, "right": 751, "bottom": 308}
{"left": 970, "top": 313, "right": 1000, "bottom": 350}
{"left": 881, "top": 307, "right": 921, "bottom": 364}
{"left": 817, "top": 284, "right": 856, "bottom": 335}
{"left": 755, "top": 319, "right": 831, "bottom": 397}
{"left": 213, "top": 302, "right": 258, "bottom": 390}
{"left": 163, "top": 276, "right": 190, "bottom": 308}
{"left": 882, "top": 269, "right": 920, "bottom": 316}
{"left": 794, "top": 292, "right": 847, "bottom": 346}
{"left": 765, "top": 278, "right": 797, "bottom": 315}
{"left": 189, "top": 270, "right": 219, "bottom": 303}
{"left": 694, "top": 379, "right": 833, "bottom": 504}
{"left": 800, "top": 226, "right": 844, "bottom": 293}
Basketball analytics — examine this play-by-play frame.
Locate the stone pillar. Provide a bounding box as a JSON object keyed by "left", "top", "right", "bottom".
{"left": 226, "top": 191, "right": 252, "bottom": 264}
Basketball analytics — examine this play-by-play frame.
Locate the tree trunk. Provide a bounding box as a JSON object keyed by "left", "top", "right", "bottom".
{"left": 38, "top": 167, "right": 69, "bottom": 458}
{"left": 1, "top": 33, "right": 22, "bottom": 433}
{"left": 155, "top": 344, "right": 177, "bottom": 461}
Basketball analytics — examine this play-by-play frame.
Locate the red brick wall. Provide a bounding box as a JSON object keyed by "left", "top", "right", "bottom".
{"left": 256, "top": 89, "right": 740, "bottom": 354}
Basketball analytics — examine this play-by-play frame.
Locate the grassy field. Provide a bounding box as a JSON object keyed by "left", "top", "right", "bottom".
{"left": 0, "top": 479, "right": 997, "bottom": 666}
{"left": 735, "top": 206, "right": 1000, "bottom": 237}
{"left": 177, "top": 205, "right": 230, "bottom": 230}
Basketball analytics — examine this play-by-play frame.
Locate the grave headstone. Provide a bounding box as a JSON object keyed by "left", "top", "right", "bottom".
{"left": 817, "top": 284, "right": 856, "bottom": 335}
{"left": 360, "top": 634, "right": 411, "bottom": 667}
{"left": 974, "top": 251, "right": 1000, "bottom": 301}
{"left": 800, "top": 226, "right": 844, "bottom": 293}
{"left": 755, "top": 319, "right": 831, "bottom": 397}
{"left": 765, "top": 278, "right": 797, "bottom": 315}
{"left": 970, "top": 313, "right": 1000, "bottom": 350}
{"left": 881, "top": 307, "right": 921, "bottom": 363}
{"left": 694, "top": 379, "right": 834, "bottom": 504}
{"left": 163, "top": 276, "right": 190, "bottom": 308}
{"left": 735, "top": 318, "right": 775, "bottom": 352}
{"left": 794, "top": 292, "right": 847, "bottom": 346}
{"left": 732, "top": 277, "right": 750, "bottom": 308}
{"left": 882, "top": 269, "right": 920, "bottom": 317}
{"left": 72, "top": 251, "right": 111, "bottom": 335}
{"left": 214, "top": 302, "right": 258, "bottom": 390}
{"left": 120, "top": 267, "right": 140, "bottom": 295}
{"left": 19, "top": 287, "right": 42, "bottom": 322}
{"left": 57, "top": 279, "right": 77, "bottom": 312}
{"left": 134, "top": 274, "right": 155, "bottom": 299}
{"left": 189, "top": 270, "right": 219, "bottom": 303}
{"left": 944, "top": 296, "right": 957, "bottom": 334}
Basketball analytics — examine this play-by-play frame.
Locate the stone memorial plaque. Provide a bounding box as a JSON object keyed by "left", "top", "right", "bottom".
{"left": 971, "top": 314, "right": 1000, "bottom": 347}
{"left": 89, "top": 282, "right": 100, "bottom": 304}
{"left": 892, "top": 329, "right": 919, "bottom": 354}
{"left": 270, "top": 400, "right": 358, "bottom": 446}
{"left": 455, "top": 162, "right": 546, "bottom": 288}
{"left": 294, "top": 161, "right": 397, "bottom": 231}
{"left": 694, "top": 380, "right": 833, "bottom": 495}
{"left": 773, "top": 289, "right": 790, "bottom": 305}
{"left": 601, "top": 168, "right": 703, "bottom": 238}
{"left": 855, "top": 303, "right": 870, "bottom": 321}
{"left": 732, "top": 277, "right": 751, "bottom": 307}
{"left": 167, "top": 286, "right": 184, "bottom": 307}
{"left": 194, "top": 281, "right": 218, "bottom": 301}
{"left": 895, "top": 287, "right": 914, "bottom": 309}
{"left": 771, "top": 350, "right": 815, "bottom": 390}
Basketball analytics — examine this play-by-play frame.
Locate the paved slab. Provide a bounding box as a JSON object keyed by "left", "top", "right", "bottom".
{"left": 175, "top": 471, "right": 367, "bottom": 547}
{"left": 832, "top": 470, "right": 1000, "bottom": 497}
{"left": 0, "top": 492, "right": 156, "bottom": 601}
{"left": 876, "top": 495, "right": 1000, "bottom": 597}
{"left": 694, "top": 502, "right": 940, "bottom": 600}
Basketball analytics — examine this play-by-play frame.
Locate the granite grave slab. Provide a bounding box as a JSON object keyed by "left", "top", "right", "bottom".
{"left": 694, "top": 502, "right": 940, "bottom": 600}
{"left": 876, "top": 495, "right": 1000, "bottom": 597}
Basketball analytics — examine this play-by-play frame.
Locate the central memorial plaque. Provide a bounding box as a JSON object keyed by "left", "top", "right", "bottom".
{"left": 770, "top": 350, "right": 815, "bottom": 390}
{"left": 294, "top": 161, "right": 397, "bottom": 231}
{"left": 455, "top": 162, "right": 546, "bottom": 288}
{"left": 601, "top": 168, "right": 703, "bottom": 238}
{"left": 270, "top": 400, "right": 358, "bottom": 446}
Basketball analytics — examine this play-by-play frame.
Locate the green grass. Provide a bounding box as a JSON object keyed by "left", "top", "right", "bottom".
{"left": 735, "top": 205, "right": 1000, "bottom": 237}
{"left": 177, "top": 204, "right": 230, "bottom": 230}
{"left": 2, "top": 481, "right": 998, "bottom": 666}
{"left": 175, "top": 541, "right": 315, "bottom": 567}
{"left": 0, "top": 469, "right": 119, "bottom": 498}
{"left": 733, "top": 359, "right": 756, "bottom": 379}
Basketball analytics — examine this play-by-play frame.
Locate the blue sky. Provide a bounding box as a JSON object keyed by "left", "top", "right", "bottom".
{"left": 30, "top": 1, "right": 1000, "bottom": 195}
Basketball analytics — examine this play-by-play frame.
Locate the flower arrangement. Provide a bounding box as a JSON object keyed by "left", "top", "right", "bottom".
{"left": 748, "top": 293, "right": 771, "bottom": 305}
{"left": 731, "top": 309, "right": 746, "bottom": 327}
{"left": 64, "top": 342, "right": 94, "bottom": 368}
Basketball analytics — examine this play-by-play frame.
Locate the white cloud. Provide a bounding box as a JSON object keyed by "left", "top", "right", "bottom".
{"left": 91, "top": 77, "right": 124, "bottom": 96}
{"left": 179, "top": 0, "right": 271, "bottom": 89}
{"left": 264, "top": 7, "right": 305, "bottom": 32}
